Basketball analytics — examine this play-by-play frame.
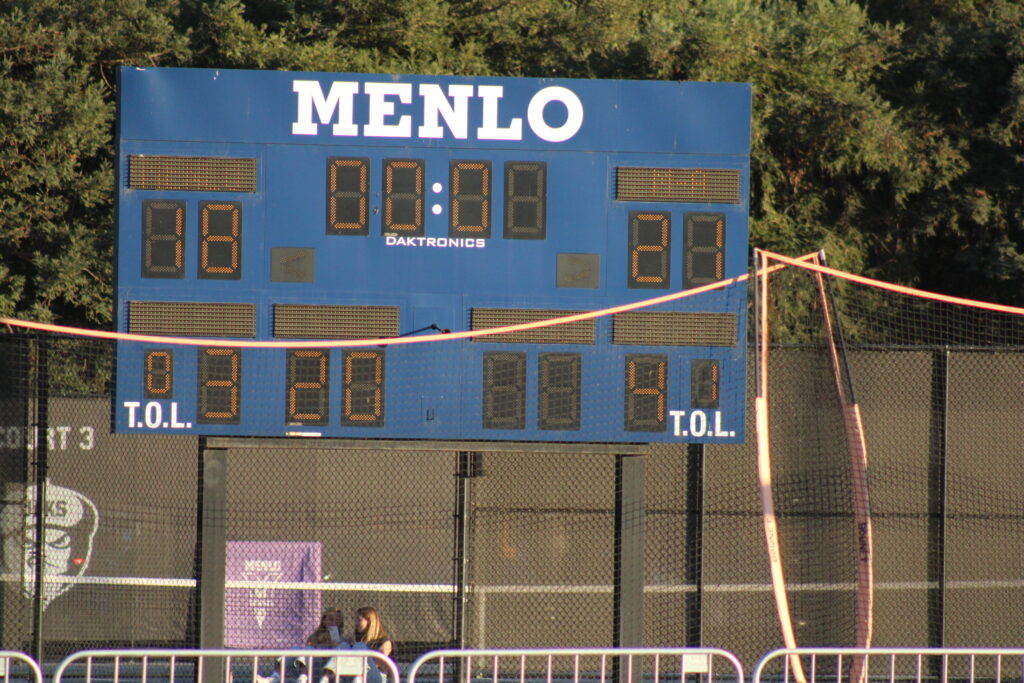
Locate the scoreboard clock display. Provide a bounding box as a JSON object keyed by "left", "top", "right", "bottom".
{"left": 114, "top": 66, "right": 751, "bottom": 443}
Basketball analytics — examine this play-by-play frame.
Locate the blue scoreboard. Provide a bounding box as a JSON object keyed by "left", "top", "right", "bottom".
{"left": 113, "top": 67, "right": 751, "bottom": 443}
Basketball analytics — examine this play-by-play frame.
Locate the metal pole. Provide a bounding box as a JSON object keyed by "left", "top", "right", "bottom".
{"left": 614, "top": 455, "right": 646, "bottom": 645}
{"left": 30, "top": 337, "right": 49, "bottom": 663}
{"left": 452, "top": 452, "right": 482, "bottom": 648}
{"left": 452, "top": 452, "right": 470, "bottom": 649}
{"left": 927, "top": 347, "right": 949, "bottom": 661}
{"left": 199, "top": 441, "right": 228, "bottom": 683}
{"left": 684, "top": 443, "right": 704, "bottom": 646}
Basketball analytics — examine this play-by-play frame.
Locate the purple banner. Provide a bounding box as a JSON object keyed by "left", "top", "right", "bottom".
{"left": 225, "top": 541, "right": 322, "bottom": 647}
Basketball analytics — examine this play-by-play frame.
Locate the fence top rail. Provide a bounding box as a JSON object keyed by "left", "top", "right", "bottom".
{"left": 52, "top": 648, "right": 400, "bottom": 683}
{"left": 407, "top": 647, "right": 745, "bottom": 683}
{"left": 413, "top": 647, "right": 741, "bottom": 656}
{"left": 55, "top": 648, "right": 390, "bottom": 656}
{"left": 0, "top": 651, "right": 44, "bottom": 683}
{"left": 758, "top": 647, "right": 1024, "bottom": 658}
{"left": 753, "top": 647, "right": 1024, "bottom": 683}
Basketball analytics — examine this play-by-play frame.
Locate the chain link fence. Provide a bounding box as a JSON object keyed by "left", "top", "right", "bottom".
{"left": 1, "top": 332, "right": 1023, "bottom": 668}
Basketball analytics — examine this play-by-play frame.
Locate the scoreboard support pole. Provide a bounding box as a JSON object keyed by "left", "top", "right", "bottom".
{"left": 199, "top": 440, "right": 228, "bottom": 683}
{"left": 684, "top": 443, "right": 705, "bottom": 646}
{"left": 452, "top": 450, "right": 483, "bottom": 649}
{"left": 452, "top": 450, "right": 483, "bottom": 681}
{"left": 613, "top": 454, "right": 646, "bottom": 659}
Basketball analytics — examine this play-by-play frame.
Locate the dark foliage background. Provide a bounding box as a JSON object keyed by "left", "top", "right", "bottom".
{"left": 1, "top": 0, "right": 1021, "bottom": 327}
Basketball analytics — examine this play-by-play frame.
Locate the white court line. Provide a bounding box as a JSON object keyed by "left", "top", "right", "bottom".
{"left": 2, "top": 574, "right": 1020, "bottom": 592}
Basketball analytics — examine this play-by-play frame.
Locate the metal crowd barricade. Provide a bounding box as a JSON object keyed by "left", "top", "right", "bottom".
{"left": 52, "top": 649, "right": 400, "bottom": 683}
{"left": 0, "top": 652, "right": 43, "bottom": 683}
{"left": 753, "top": 648, "right": 1024, "bottom": 683}
{"left": 407, "top": 648, "right": 744, "bottom": 683}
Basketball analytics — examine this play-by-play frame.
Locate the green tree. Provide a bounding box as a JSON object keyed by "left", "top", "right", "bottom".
{"left": 0, "top": 0, "right": 658, "bottom": 329}
{"left": 864, "top": 0, "right": 1024, "bottom": 303}
{"left": 637, "top": 0, "right": 1024, "bottom": 307}
{"left": 3, "top": 0, "right": 1023, "bottom": 329}
{"left": 177, "top": 0, "right": 487, "bottom": 73}
{"left": 638, "top": 1, "right": 915, "bottom": 274}
{"left": 0, "top": 0, "right": 188, "bottom": 326}
{"left": 177, "top": 0, "right": 654, "bottom": 78}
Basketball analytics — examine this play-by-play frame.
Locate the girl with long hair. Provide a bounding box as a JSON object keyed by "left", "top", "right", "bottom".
{"left": 351, "top": 606, "right": 393, "bottom": 657}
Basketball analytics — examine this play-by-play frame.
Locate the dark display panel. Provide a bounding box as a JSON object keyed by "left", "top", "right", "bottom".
{"left": 142, "top": 200, "right": 186, "bottom": 279}
{"left": 504, "top": 162, "right": 547, "bottom": 239}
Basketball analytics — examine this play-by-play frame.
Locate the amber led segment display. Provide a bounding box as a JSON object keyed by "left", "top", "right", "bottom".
{"left": 286, "top": 349, "right": 329, "bottom": 426}
{"left": 450, "top": 161, "right": 492, "bottom": 237}
{"left": 471, "top": 308, "right": 595, "bottom": 345}
{"left": 273, "top": 304, "right": 400, "bottom": 340}
{"left": 198, "top": 347, "right": 241, "bottom": 424}
{"left": 327, "top": 157, "right": 370, "bottom": 235}
{"left": 612, "top": 311, "right": 736, "bottom": 347}
{"left": 628, "top": 211, "right": 671, "bottom": 289}
{"left": 342, "top": 350, "right": 385, "bottom": 427}
{"left": 624, "top": 354, "right": 667, "bottom": 432}
{"left": 199, "top": 201, "right": 242, "bottom": 279}
{"left": 615, "top": 167, "right": 741, "bottom": 204}
{"left": 127, "top": 301, "right": 256, "bottom": 338}
{"left": 382, "top": 159, "right": 424, "bottom": 235}
{"left": 128, "top": 155, "right": 256, "bottom": 193}
{"left": 144, "top": 350, "right": 174, "bottom": 399}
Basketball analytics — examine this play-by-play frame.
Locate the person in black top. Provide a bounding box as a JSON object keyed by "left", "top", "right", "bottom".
{"left": 351, "top": 606, "right": 393, "bottom": 657}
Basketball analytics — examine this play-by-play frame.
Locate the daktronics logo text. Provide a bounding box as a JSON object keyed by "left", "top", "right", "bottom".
{"left": 385, "top": 236, "right": 486, "bottom": 249}
{"left": 292, "top": 80, "right": 584, "bottom": 142}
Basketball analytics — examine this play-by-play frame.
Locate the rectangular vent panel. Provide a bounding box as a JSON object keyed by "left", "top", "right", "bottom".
{"left": 128, "top": 301, "right": 256, "bottom": 337}
{"left": 615, "top": 167, "right": 741, "bottom": 204}
{"left": 472, "top": 309, "right": 595, "bottom": 344}
{"left": 274, "top": 305, "right": 400, "bottom": 340}
{"left": 613, "top": 312, "right": 737, "bottom": 347}
{"left": 128, "top": 155, "right": 257, "bottom": 192}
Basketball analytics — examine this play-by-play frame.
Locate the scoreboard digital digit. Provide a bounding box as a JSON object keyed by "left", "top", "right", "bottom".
{"left": 114, "top": 66, "right": 751, "bottom": 443}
